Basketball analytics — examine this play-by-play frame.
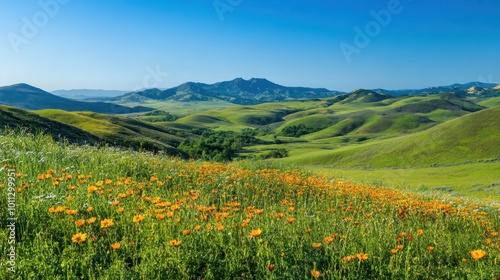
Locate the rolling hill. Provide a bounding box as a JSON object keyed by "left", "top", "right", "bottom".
{"left": 0, "top": 84, "right": 152, "bottom": 114}
{"left": 113, "top": 78, "right": 343, "bottom": 105}
{"left": 36, "top": 109, "right": 187, "bottom": 156}
{"left": 174, "top": 90, "right": 484, "bottom": 140}
{"left": 0, "top": 105, "right": 103, "bottom": 145}
{"left": 284, "top": 106, "right": 500, "bottom": 168}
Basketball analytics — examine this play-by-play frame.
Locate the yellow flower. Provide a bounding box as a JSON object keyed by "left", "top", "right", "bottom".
{"left": 111, "top": 242, "right": 120, "bottom": 251}
{"left": 194, "top": 225, "right": 201, "bottom": 231}
{"left": 310, "top": 269, "right": 320, "bottom": 278}
{"left": 250, "top": 229, "right": 262, "bottom": 238}
{"left": 286, "top": 217, "right": 295, "bottom": 224}
{"left": 427, "top": 246, "right": 434, "bottom": 252}
{"left": 417, "top": 229, "right": 424, "bottom": 235}
{"left": 100, "top": 219, "right": 114, "bottom": 228}
{"left": 71, "top": 233, "right": 87, "bottom": 243}
{"left": 169, "top": 239, "right": 181, "bottom": 247}
{"left": 470, "top": 249, "right": 486, "bottom": 260}
{"left": 266, "top": 264, "right": 275, "bottom": 272}
{"left": 182, "top": 229, "right": 191, "bottom": 236}
{"left": 133, "top": 215, "right": 144, "bottom": 223}
{"left": 87, "top": 217, "right": 96, "bottom": 224}
{"left": 66, "top": 209, "right": 78, "bottom": 215}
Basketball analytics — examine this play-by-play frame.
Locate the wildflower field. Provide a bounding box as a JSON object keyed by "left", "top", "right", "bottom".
{"left": 1, "top": 131, "right": 499, "bottom": 279}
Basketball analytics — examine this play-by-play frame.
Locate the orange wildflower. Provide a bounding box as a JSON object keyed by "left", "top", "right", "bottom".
{"left": 100, "top": 219, "right": 114, "bottom": 228}
{"left": 250, "top": 229, "right": 262, "bottom": 237}
{"left": 71, "top": 233, "right": 87, "bottom": 243}
{"left": 356, "top": 253, "right": 369, "bottom": 261}
{"left": 169, "top": 239, "right": 181, "bottom": 247}
{"left": 75, "top": 219, "right": 85, "bottom": 227}
{"left": 133, "top": 215, "right": 144, "bottom": 223}
{"left": 310, "top": 269, "right": 320, "bottom": 278}
{"left": 111, "top": 242, "right": 120, "bottom": 251}
{"left": 470, "top": 249, "right": 486, "bottom": 260}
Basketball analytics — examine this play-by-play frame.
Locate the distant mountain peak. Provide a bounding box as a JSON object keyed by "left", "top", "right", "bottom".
{"left": 2, "top": 83, "right": 45, "bottom": 93}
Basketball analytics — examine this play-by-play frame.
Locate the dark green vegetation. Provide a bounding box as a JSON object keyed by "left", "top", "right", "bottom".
{"left": 0, "top": 84, "right": 152, "bottom": 114}
{"left": 178, "top": 129, "right": 261, "bottom": 161}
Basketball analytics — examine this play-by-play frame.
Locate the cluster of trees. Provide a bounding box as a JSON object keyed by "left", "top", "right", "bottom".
{"left": 179, "top": 129, "right": 259, "bottom": 161}
{"left": 258, "top": 148, "right": 289, "bottom": 159}
{"left": 281, "top": 124, "right": 318, "bottom": 137}
{"left": 143, "top": 111, "right": 180, "bottom": 122}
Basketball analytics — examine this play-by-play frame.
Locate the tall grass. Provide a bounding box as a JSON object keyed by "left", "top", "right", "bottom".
{"left": 1, "top": 130, "right": 499, "bottom": 279}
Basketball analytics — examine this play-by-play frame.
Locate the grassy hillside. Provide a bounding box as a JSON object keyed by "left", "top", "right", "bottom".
{"left": 0, "top": 131, "right": 499, "bottom": 279}
{"left": 36, "top": 109, "right": 186, "bottom": 157}
{"left": 0, "top": 105, "right": 102, "bottom": 145}
{"left": 284, "top": 106, "right": 500, "bottom": 168}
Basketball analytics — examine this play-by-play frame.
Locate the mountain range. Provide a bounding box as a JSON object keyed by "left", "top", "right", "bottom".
{"left": 109, "top": 78, "right": 343, "bottom": 105}
{"left": 51, "top": 89, "right": 128, "bottom": 100}
{"left": 1, "top": 79, "right": 499, "bottom": 115}
{"left": 0, "top": 84, "right": 151, "bottom": 114}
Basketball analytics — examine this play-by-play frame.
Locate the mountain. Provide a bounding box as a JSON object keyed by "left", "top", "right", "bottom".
{"left": 51, "top": 89, "right": 128, "bottom": 100}
{"left": 0, "top": 84, "right": 152, "bottom": 114}
{"left": 113, "top": 78, "right": 343, "bottom": 105}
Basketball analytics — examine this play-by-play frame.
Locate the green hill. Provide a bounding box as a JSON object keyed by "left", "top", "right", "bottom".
{"left": 36, "top": 110, "right": 187, "bottom": 157}
{"left": 0, "top": 105, "right": 103, "bottom": 145}
{"left": 284, "top": 106, "right": 500, "bottom": 168}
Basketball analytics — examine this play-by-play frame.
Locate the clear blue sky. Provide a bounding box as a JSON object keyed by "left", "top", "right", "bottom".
{"left": 1, "top": 0, "right": 499, "bottom": 92}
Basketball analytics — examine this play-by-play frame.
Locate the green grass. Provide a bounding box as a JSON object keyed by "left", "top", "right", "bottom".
{"left": 1, "top": 130, "right": 500, "bottom": 279}
{"left": 310, "top": 162, "right": 500, "bottom": 202}
{"left": 479, "top": 96, "right": 500, "bottom": 108}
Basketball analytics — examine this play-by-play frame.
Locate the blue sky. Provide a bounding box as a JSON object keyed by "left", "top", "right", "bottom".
{"left": 0, "top": 0, "right": 499, "bottom": 92}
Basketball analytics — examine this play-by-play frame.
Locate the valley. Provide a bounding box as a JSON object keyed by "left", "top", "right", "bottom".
{"left": 1, "top": 79, "right": 499, "bottom": 201}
